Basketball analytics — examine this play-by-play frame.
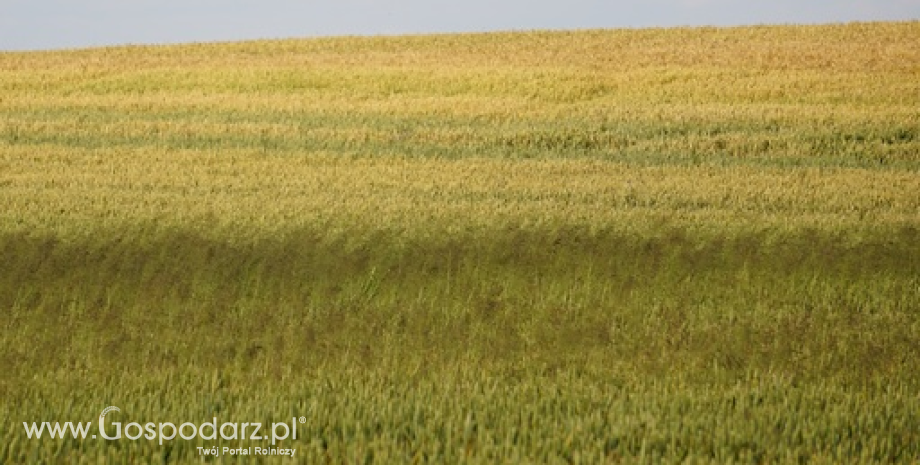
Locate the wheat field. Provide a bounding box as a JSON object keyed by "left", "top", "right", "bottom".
{"left": 2, "top": 21, "right": 919, "bottom": 463}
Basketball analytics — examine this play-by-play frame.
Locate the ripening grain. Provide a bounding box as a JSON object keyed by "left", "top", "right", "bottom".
{"left": 2, "top": 22, "right": 919, "bottom": 463}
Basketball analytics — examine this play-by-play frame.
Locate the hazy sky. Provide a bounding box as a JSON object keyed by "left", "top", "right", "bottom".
{"left": 2, "top": 0, "right": 918, "bottom": 51}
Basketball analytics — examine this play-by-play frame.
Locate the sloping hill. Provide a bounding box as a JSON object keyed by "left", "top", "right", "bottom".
{"left": 2, "top": 22, "right": 919, "bottom": 463}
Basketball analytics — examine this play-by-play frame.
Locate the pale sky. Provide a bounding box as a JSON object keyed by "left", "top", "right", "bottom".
{"left": 1, "top": 0, "right": 918, "bottom": 51}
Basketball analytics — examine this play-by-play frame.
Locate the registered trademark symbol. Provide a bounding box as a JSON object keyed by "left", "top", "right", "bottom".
{"left": 299, "top": 417, "right": 306, "bottom": 424}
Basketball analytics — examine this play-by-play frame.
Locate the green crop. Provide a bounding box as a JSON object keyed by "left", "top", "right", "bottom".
{"left": 2, "top": 21, "right": 919, "bottom": 463}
